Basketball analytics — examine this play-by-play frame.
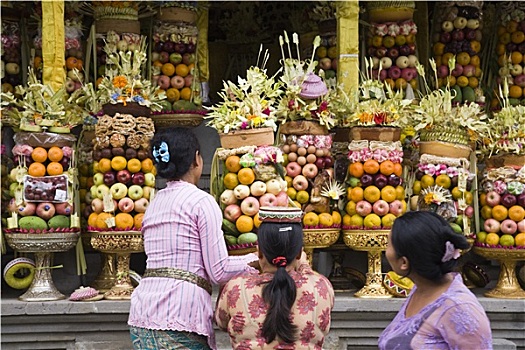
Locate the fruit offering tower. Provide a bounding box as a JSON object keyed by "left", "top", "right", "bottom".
{"left": 86, "top": 114, "right": 156, "bottom": 232}
{"left": 151, "top": 3, "right": 202, "bottom": 117}
{"left": 5, "top": 132, "right": 80, "bottom": 234}
{"left": 365, "top": 1, "right": 418, "bottom": 94}
{"left": 494, "top": 3, "right": 525, "bottom": 109}
{"left": 1, "top": 19, "right": 23, "bottom": 93}
{"left": 431, "top": 2, "right": 484, "bottom": 104}
{"left": 214, "top": 146, "right": 289, "bottom": 253}
{"left": 344, "top": 140, "right": 406, "bottom": 231}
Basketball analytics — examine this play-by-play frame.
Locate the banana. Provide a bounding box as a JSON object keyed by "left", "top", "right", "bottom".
{"left": 222, "top": 218, "right": 241, "bottom": 237}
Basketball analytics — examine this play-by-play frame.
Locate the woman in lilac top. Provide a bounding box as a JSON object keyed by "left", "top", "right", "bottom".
{"left": 128, "top": 128, "right": 257, "bottom": 350}
{"left": 379, "top": 211, "right": 493, "bottom": 350}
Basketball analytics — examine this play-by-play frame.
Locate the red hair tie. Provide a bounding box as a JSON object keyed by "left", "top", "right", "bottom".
{"left": 271, "top": 256, "right": 287, "bottom": 267}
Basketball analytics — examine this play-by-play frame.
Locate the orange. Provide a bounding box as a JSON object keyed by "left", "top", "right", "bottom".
{"left": 237, "top": 168, "right": 255, "bottom": 185}
{"left": 47, "top": 146, "right": 63, "bottom": 162}
{"left": 28, "top": 162, "right": 46, "bottom": 177}
{"left": 441, "top": 52, "right": 454, "bottom": 66}
{"left": 95, "top": 77, "right": 103, "bottom": 88}
{"left": 152, "top": 60, "right": 163, "bottom": 69}
{"left": 511, "top": 51, "right": 523, "bottom": 65}
{"left": 445, "top": 75, "right": 456, "bottom": 87}
{"left": 331, "top": 210, "right": 342, "bottom": 225}
{"left": 509, "top": 85, "right": 523, "bottom": 99}
{"left": 491, "top": 205, "right": 508, "bottom": 222}
{"left": 363, "top": 159, "right": 380, "bottom": 175}
{"left": 342, "top": 214, "right": 352, "bottom": 227}
{"left": 98, "top": 158, "right": 112, "bottom": 173}
{"left": 141, "top": 158, "right": 154, "bottom": 173}
{"left": 225, "top": 155, "right": 242, "bottom": 173}
{"left": 468, "top": 77, "right": 479, "bottom": 88}
{"left": 166, "top": 88, "right": 180, "bottom": 103}
{"left": 318, "top": 213, "right": 334, "bottom": 227}
{"left": 393, "top": 163, "right": 403, "bottom": 177}
{"left": 508, "top": 205, "right": 525, "bottom": 222}
{"left": 236, "top": 215, "right": 254, "bottom": 233}
{"left": 485, "top": 233, "right": 500, "bottom": 246}
{"left": 345, "top": 201, "right": 357, "bottom": 216}
{"left": 161, "top": 63, "right": 176, "bottom": 76}
{"left": 350, "top": 187, "right": 364, "bottom": 202}
{"left": 379, "top": 160, "right": 395, "bottom": 176}
{"left": 469, "top": 41, "right": 481, "bottom": 54}
{"left": 66, "top": 56, "right": 78, "bottom": 70}
{"left": 380, "top": 185, "right": 397, "bottom": 202}
{"left": 33, "top": 56, "right": 42, "bottom": 69}
{"left": 363, "top": 186, "right": 381, "bottom": 203}
{"left": 75, "top": 59, "right": 84, "bottom": 71}
{"left": 223, "top": 173, "right": 239, "bottom": 190}
{"left": 127, "top": 158, "right": 142, "bottom": 173}
{"left": 497, "top": 25, "right": 507, "bottom": 36}
{"left": 456, "top": 76, "right": 469, "bottom": 88}
{"left": 480, "top": 205, "right": 492, "bottom": 220}
{"left": 187, "top": 63, "right": 195, "bottom": 73}
{"left": 134, "top": 213, "right": 145, "bottom": 229}
{"left": 496, "top": 43, "right": 506, "bottom": 56}
{"left": 349, "top": 162, "right": 364, "bottom": 178}
{"left": 95, "top": 212, "right": 114, "bottom": 229}
{"left": 303, "top": 212, "right": 319, "bottom": 227}
{"left": 515, "top": 233, "right": 525, "bottom": 247}
{"left": 47, "top": 162, "right": 63, "bottom": 176}
{"left": 115, "top": 213, "right": 134, "bottom": 229}
{"left": 433, "top": 42, "right": 445, "bottom": 56}
{"left": 479, "top": 193, "right": 487, "bottom": 207}
{"left": 111, "top": 156, "right": 127, "bottom": 171}
{"left": 175, "top": 63, "right": 189, "bottom": 77}
{"left": 253, "top": 213, "right": 262, "bottom": 228}
{"left": 506, "top": 20, "right": 519, "bottom": 33}
{"left": 180, "top": 87, "right": 192, "bottom": 101}
{"left": 384, "top": 78, "right": 395, "bottom": 89}
{"left": 497, "top": 54, "right": 508, "bottom": 67}
{"left": 87, "top": 212, "right": 99, "bottom": 228}
{"left": 31, "top": 147, "right": 48, "bottom": 163}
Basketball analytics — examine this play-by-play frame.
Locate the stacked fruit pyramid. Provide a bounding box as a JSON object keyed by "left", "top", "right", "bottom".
{"left": 366, "top": 2, "right": 418, "bottom": 93}
{"left": 280, "top": 132, "right": 342, "bottom": 229}
{"left": 410, "top": 153, "right": 476, "bottom": 236}
{"left": 5, "top": 134, "right": 79, "bottom": 233}
{"left": 215, "top": 146, "right": 288, "bottom": 250}
{"left": 431, "top": 2, "right": 484, "bottom": 104}
{"left": 343, "top": 140, "right": 406, "bottom": 230}
{"left": 316, "top": 25, "right": 338, "bottom": 82}
{"left": 85, "top": 114, "right": 155, "bottom": 232}
{"left": 494, "top": 4, "right": 525, "bottom": 109}
{"left": 151, "top": 6, "right": 201, "bottom": 115}
{"left": 1, "top": 20, "right": 22, "bottom": 94}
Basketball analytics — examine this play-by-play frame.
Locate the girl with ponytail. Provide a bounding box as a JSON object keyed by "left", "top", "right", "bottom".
{"left": 215, "top": 207, "right": 334, "bottom": 348}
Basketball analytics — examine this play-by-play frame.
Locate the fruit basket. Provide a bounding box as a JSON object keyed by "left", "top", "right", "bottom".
{"left": 303, "top": 228, "right": 341, "bottom": 266}
{"left": 343, "top": 229, "right": 392, "bottom": 298}
{"left": 227, "top": 243, "right": 258, "bottom": 256}
{"left": 219, "top": 127, "right": 275, "bottom": 149}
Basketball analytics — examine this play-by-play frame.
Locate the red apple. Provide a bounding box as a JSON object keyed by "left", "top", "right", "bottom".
{"left": 355, "top": 200, "right": 372, "bottom": 216}
{"left": 224, "top": 204, "right": 242, "bottom": 222}
{"left": 241, "top": 197, "right": 260, "bottom": 216}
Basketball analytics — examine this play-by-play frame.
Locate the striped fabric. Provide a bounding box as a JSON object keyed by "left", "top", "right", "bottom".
{"left": 128, "top": 180, "right": 258, "bottom": 350}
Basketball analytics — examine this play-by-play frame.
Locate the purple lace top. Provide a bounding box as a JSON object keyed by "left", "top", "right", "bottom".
{"left": 378, "top": 273, "right": 493, "bottom": 350}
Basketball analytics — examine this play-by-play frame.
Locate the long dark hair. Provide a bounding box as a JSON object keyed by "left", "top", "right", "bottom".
{"left": 257, "top": 221, "right": 303, "bottom": 344}
{"left": 150, "top": 127, "right": 200, "bottom": 180}
{"left": 391, "top": 211, "right": 470, "bottom": 281}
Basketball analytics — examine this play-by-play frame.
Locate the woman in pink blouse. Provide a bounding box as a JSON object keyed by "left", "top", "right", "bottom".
{"left": 128, "top": 128, "right": 257, "bottom": 350}
{"left": 379, "top": 211, "right": 492, "bottom": 350}
{"left": 215, "top": 207, "right": 335, "bottom": 349}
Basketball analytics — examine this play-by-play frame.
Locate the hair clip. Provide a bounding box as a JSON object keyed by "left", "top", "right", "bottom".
{"left": 441, "top": 241, "right": 461, "bottom": 262}
{"left": 152, "top": 141, "right": 170, "bottom": 163}
{"left": 279, "top": 226, "right": 293, "bottom": 232}
{"left": 271, "top": 256, "right": 287, "bottom": 267}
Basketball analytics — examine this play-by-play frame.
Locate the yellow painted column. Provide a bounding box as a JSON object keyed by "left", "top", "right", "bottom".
{"left": 41, "top": 1, "right": 65, "bottom": 91}
{"left": 196, "top": 1, "right": 209, "bottom": 83}
{"left": 336, "top": 1, "right": 360, "bottom": 95}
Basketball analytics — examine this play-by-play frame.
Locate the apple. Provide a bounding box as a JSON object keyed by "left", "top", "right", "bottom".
{"left": 388, "top": 174, "right": 402, "bottom": 187}
{"left": 224, "top": 204, "right": 242, "bottom": 222}
{"left": 137, "top": 149, "right": 150, "bottom": 161}
{"left": 442, "top": 21, "right": 454, "bottom": 32}
{"left": 451, "top": 63, "right": 463, "bottom": 77}
{"left": 440, "top": 32, "right": 452, "bottom": 43}
{"left": 117, "top": 169, "right": 132, "bottom": 184}
{"left": 380, "top": 57, "right": 392, "bottom": 69}
{"left": 220, "top": 189, "right": 238, "bottom": 205}
{"left": 286, "top": 162, "right": 302, "bottom": 177}
{"left": 142, "top": 186, "right": 154, "bottom": 200}
{"left": 275, "top": 191, "right": 289, "bottom": 207}
{"left": 158, "top": 75, "right": 171, "bottom": 89}
{"left": 387, "top": 47, "right": 399, "bottom": 60}
{"left": 134, "top": 198, "right": 149, "bottom": 213}
{"left": 438, "top": 65, "right": 449, "bottom": 79}
{"left": 182, "top": 53, "right": 195, "bottom": 65}
{"left": 55, "top": 202, "right": 73, "bottom": 215}
{"left": 517, "top": 219, "right": 525, "bottom": 233}
{"left": 292, "top": 175, "right": 309, "bottom": 191}
{"left": 396, "top": 56, "right": 409, "bottom": 69}
{"left": 401, "top": 67, "right": 416, "bottom": 81}
{"left": 36, "top": 202, "right": 56, "bottom": 220}
{"left": 265, "top": 179, "right": 282, "bottom": 195}
{"left": 486, "top": 191, "right": 501, "bottom": 207}
{"left": 501, "top": 193, "right": 517, "bottom": 208}
{"left": 131, "top": 172, "right": 146, "bottom": 186}
{"left": 259, "top": 193, "right": 277, "bottom": 208}
{"left": 144, "top": 173, "right": 156, "bottom": 187}
{"left": 453, "top": 17, "right": 467, "bottom": 30}
{"left": 91, "top": 198, "right": 104, "bottom": 214}
{"left": 15, "top": 201, "right": 37, "bottom": 217}
{"left": 184, "top": 74, "right": 193, "bottom": 87}
{"left": 467, "top": 19, "right": 479, "bottom": 29}
{"left": 159, "top": 51, "right": 170, "bottom": 63}
{"left": 93, "top": 172, "right": 104, "bottom": 186}
{"left": 319, "top": 57, "right": 332, "bottom": 70}
{"left": 241, "top": 197, "right": 258, "bottom": 216}
{"left": 174, "top": 42, "right": 186, "bottom": 54}
{"left": 360, "top": 174, "right": 374, "bottom": 187}
{"left": 233, "top": 184, "right": 250, "bottom": 200}
{"left": 388, "top": 66, "right": 401, "bottom": 80}
{"left": 510, "top": 64, "right": 523, "bottom": 77}
{"left": 464, "top": 205, "right": 474, "bottom": 218}
{"left": 96, "top": 184, "right": 110, "bottom": 199}
{"left": 389, "top": 200, "right": 404, "bottom": 216}
{"left": 484, "top": 218, "right": 501, "bottom": 233}
{"left": 103, "top": 171, "right": 117, "bottom": 186}
{"left": 376, "top": 47, "right": 388, "bottom": 58}
{"left": 501, "top": 219, "right": 518, "bottom": 235}
{"left": 171, "top": 75, "right": 185, "bottom": 89}
{"left": 250, "top": 181, "right": 267, "bottom": 197}
{"left": 110, "top": 183, "right": 128, "bottom": 200}
{"left": 373, "top": 200, "right": 390, "bottom": 216}
{"left": 517, "top": 192, "right": 525, "bottom": 207}
{"left": 128, "top": 185, "right": 144, "bottom": 200}
{"left": 407, "top": 55, "right": 418, "bottom": 67}
{"left": 65, "top": 79, "right": 76, "bottom": 93}
{"left": 118, "top": 197, "right": 134, "bottom": 213}
{"left": 410, "top": 195, "right": 419, "bottom": 211}
{"left": 302, "top": 163, "right": 318, "bottom": 179}
{"left": 374, "top": 174, "right": 388, "bottom": 189}
{"left": 169, "top": 52, "right": 182, "bottom": 65}
{"left": 323, "top": 156, "right": 334, "bottom": 168}
{"left": 314, "top": 157, "right": 325, "bottom": 170}
{"left": 355, "top": 200, "right": 373, "bottom": 216}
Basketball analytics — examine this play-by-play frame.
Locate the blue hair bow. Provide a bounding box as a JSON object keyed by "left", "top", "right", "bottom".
{"left": 152, "top": 141, "right": 170, "bottom": 163}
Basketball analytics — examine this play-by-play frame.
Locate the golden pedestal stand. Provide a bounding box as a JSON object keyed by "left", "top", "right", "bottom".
{"left": 5, "top": 232, "right": 80, "bottom": 302}
{"left": 90, "top": 231, "right": 143, "bottom": 300}
{"left": 473, "top": 247, "right": 525, "bottom": 299}
{"left": 343, "top": 230, "right": 392, "bottom": 299}
{"left": 81, "top": 232, "right": 116, "bottom": 292}
{"left": 303, "top": 229, "right": 341, "bottom": 267}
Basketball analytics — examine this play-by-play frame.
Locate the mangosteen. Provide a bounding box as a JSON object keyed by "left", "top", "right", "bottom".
{"left": 111, "top": 147, "right": 125, "bottom": 157}
{"left": 415, "top": 169, "right": 425, "bottom": 181}
{"left": 163, "top": 40, "right": 175, "bottom": 53}
{"left": 154, "top": 41, "right": 164, "bottom": 53}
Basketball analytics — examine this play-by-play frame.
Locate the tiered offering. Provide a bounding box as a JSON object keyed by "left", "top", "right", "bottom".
{"left": 1, "top": 20, "right": 22, "bottom": 93}
{"left": 431, "top": 2, "right": 484, "bottom": 104}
